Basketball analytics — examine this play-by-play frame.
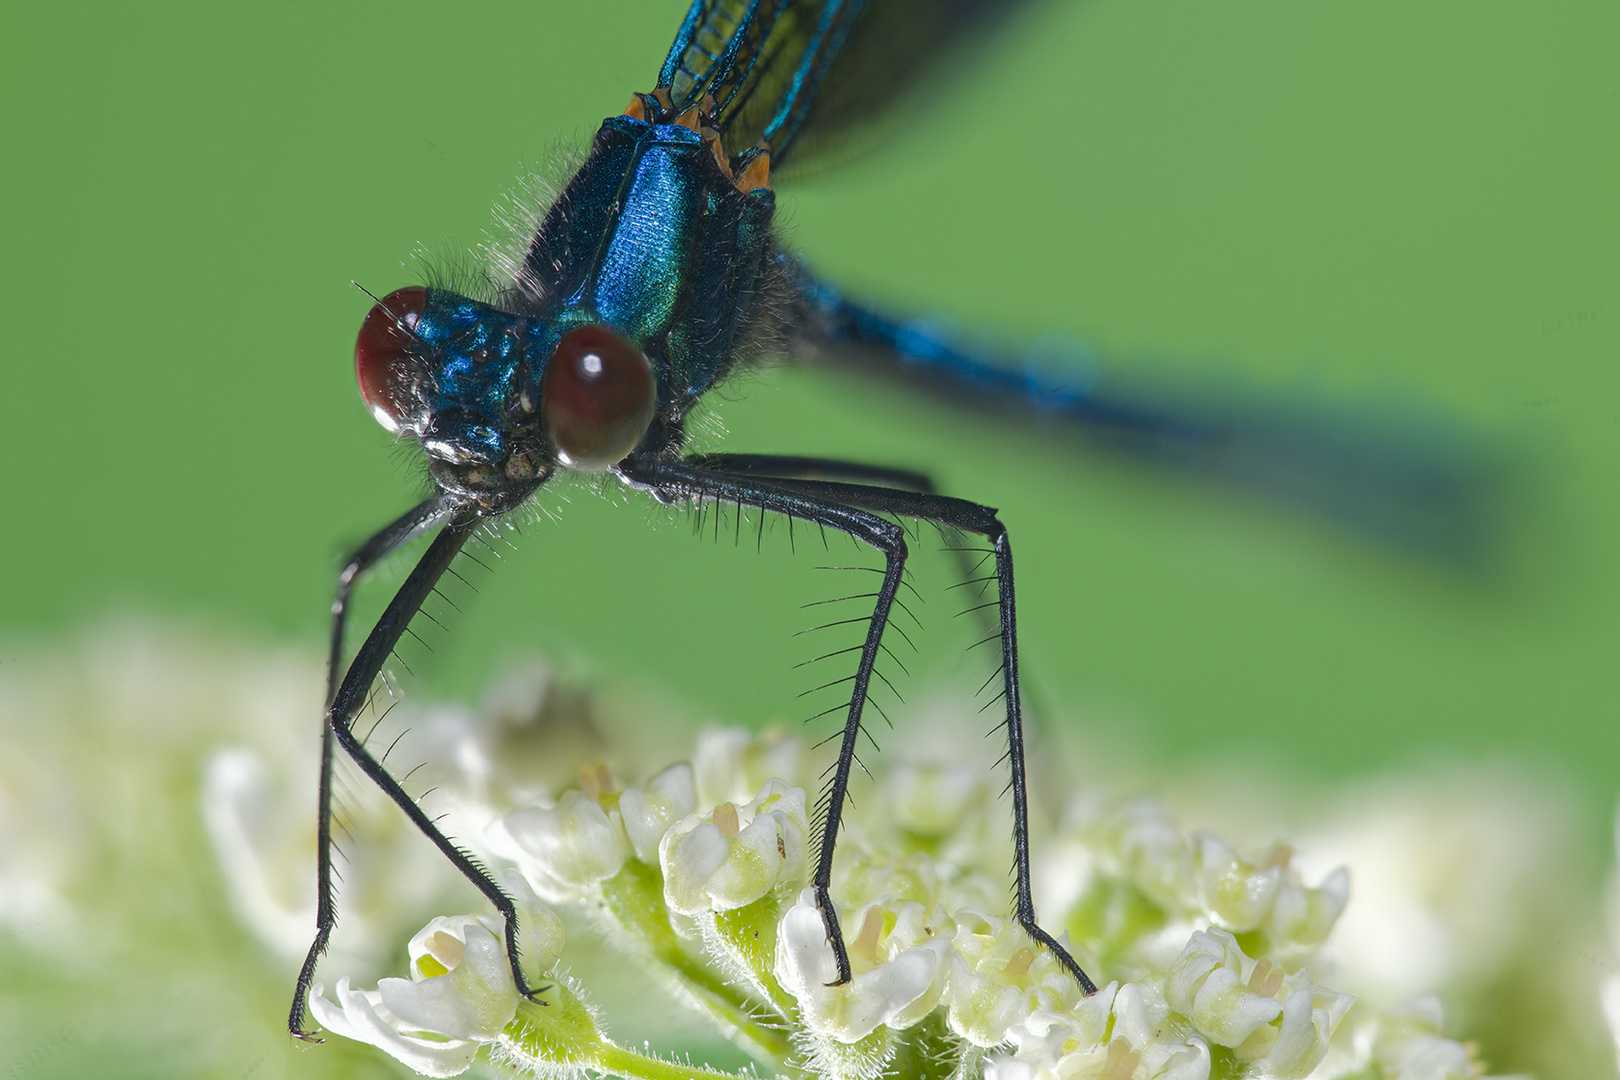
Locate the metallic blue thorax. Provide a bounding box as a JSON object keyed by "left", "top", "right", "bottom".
{"left": 523, "top": 114, "right": 778, "bottom": 405}
{"left": 409, "top": 113, "right": 777, "bottom": 469}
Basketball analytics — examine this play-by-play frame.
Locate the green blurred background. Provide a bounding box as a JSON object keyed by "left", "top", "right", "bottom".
{"left": 2, "top": 0, "right": 1616, "bottom": 1074}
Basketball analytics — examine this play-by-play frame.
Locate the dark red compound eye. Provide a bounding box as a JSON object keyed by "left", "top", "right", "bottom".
{"left": 542, "top": 324, "right": 657, "bottom": 471}
{"left": 355, "top": 287, "right": 429, "bottom": 433}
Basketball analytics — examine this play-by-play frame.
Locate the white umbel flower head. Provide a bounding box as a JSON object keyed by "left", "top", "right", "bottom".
{"left": 185, "top": 682, "right": 1530, "bottom": 1080}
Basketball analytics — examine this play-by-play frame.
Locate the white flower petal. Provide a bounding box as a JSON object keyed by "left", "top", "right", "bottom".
{"left": 945, "top": 953, "right": 1033, "bottom": 1047}
{"left": 693, "top": 729, "right": 807, "bottom": 806}
{"left": 1258, "top": 977, "right": 1352, "bottom": 1079}
{"left": 813, "top": 947, "right": 938, "bottom": 1041}
{"left": 1112, "top": 981, "right": 1171, "bottom": 1050}
{"left": 982, "top": 1057, "right": 1038, "bottom": 1080}
{"left": 662, "top": 821, "right": 732, "bottom": 913}
{"left": 703, "top": 813, "right": 783, "bottom": 909}
{"left": 1382, "top": 1033, "right": 1477, "bottom": 1079}
{"left": 1165, "top": 928, "right": 1228, "bottom": 1010}
{"left": 999, "top": 987, "right": 1121, "bottom": 1078}
{"left": 620, "top": 763, "right": 696, "bottom": 863}
{"left": 309, "top": 978, "right": 480, "bottom": 1077}
{"left": 512, "top": 890, "right": 567, "bottom": 977}
{"left": 381, "top": 920, "right": 518, "bottom": 1041}
{"left": 660, "top": 779, "right": 809, "bottom": 913}
{"left": 1166, "top": 929, "right": 1282, "bottom": 1047}
{"left": 1143, "top": 1035, "right": 1212, "bottom": 1080}
{"left": 1266, "top": 866, "right": 1350, "bottom": 950}
{"left": 491, "top": 789, "right": 627, "bottom": 889}
{"left": 776, "top": 891, "right": 950, "bottom": 1042}
{"left": 202, "top": 747, "right": 317, "bottom": 958}
{"left": 1112, "top": 801, "right": 1191, "bottom": 909}
{"left": 1192, "top": 964, "right": 1281, "bottom": 1047}
{"left": 777, "top": 890, "right": 843, "bottom": 990}
{"left": 307, "top": 978, "right": 383, "bottom": 1044}
{"left": 1191, "top": 833, "right": 1281, "bottom": 932}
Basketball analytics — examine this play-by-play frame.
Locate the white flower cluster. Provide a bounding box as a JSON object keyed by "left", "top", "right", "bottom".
{"left": 4, "top": 623, "right": 1598, "bottom": 1078}
{"left": 304, "top": 726, "right": 1505, "bottom": 1080}
{"left": 1046, "top": 799, "right": 1349, "bottom": 978}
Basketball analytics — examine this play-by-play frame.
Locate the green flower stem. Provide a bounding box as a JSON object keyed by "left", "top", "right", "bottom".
{"left": 592, "top": 1041, "right": 756, "bottom": 1080}
{"left": 711, "top": 895, "right": 798, "bottom": 1018}
{"left": 503, "top": 991, "right": 752, "bottom": 1080}
{"left": 596, "top": 861, "right": 796, "bottom": 1066}
{"left": 884, "top": 1013, "right": 965, "bottom": 1080}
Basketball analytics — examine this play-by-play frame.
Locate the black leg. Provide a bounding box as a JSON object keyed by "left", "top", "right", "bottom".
{"left": 290, "top": 503, "right": 544, "bottom": 1037}
{"left": 292, "top": 498, "right": 448, "bottom": 1038}
{"left": 652, "top": 458, "right": 1099, "bottom": 996}
{"left": 689, "top": 452, "right": 936, "bottom": 494}
{"left": 695, "top": 451, "right": 1014, "bottom": 665}
{"left": 620, "top": 457, "right": 916, "bottom": 986}
{"left": 697, "top": 453, "right": 1028, "bottom": 697}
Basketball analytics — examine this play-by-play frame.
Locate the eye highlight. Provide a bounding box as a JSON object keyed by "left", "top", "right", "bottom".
{"left": 542, "top": 324, "right": 658, "bottom": 471}
{"left": 355, "top": 287, "right": 428, "bottom": 433}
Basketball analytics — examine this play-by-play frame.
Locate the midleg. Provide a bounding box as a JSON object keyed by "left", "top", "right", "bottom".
{"left": 689, "top": 465, "right": 1098, "bottom": 994}
{"left": 620, "top": 457, "right": 912, "bottom": 985}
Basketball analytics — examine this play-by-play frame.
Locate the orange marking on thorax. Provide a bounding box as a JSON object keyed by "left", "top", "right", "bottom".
{"left": 735, "top": 149, "right": 771, "bottom": 193}
{"left": 702, "top": 130, "right": 734, "bottom": 180}
{"left": 626, "top": 91, "right": 771, "bottom": 193}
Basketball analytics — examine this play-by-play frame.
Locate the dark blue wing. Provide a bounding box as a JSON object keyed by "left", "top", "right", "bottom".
{"left": 655, "top": 3, "right": 1507, "bottom": 571}
{"left": 658, "top": 0, "right": 1039, "bottom": 175}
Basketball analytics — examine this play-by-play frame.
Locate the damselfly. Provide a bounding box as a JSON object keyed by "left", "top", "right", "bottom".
{"left": 291, "top": 0, "right": 1490, "bottom": 1037}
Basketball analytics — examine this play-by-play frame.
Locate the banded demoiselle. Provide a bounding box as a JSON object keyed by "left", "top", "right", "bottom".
{"left": 291, "top": 0, "right": 1495, "bottom": 1037}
